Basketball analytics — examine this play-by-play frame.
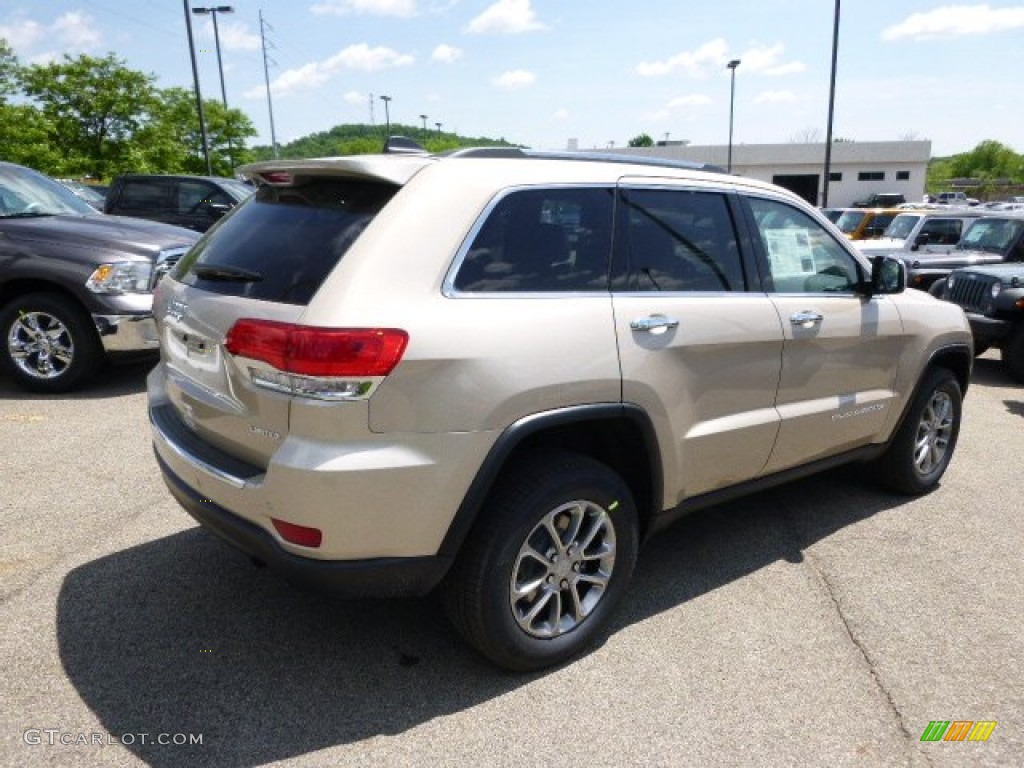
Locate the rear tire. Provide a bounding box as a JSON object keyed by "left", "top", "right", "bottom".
{"left": 442, "top": 452, "right": 639, "bottom": 672}
{"left": 876, "top": 367, "right": 962, "bottom": 495}
{"left": 1003, "top": 325, "right": 1024, "bottom": 384}
{"left": 0, "top": 293, "right": 102, "bottom": 393}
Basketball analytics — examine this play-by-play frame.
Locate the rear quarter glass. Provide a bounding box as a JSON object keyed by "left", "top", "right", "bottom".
{"left": 173, "top": 179, "right": 399, "bottom": 305}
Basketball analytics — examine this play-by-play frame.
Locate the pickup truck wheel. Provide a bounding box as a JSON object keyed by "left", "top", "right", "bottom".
{"left": 442, "top": 453, "right": 638, "bottom": 672}
{"left": 1003, "top": 325, "right": 1024, "bottom": 383}
{"left": 0, "top": 293, "right": 102, "bottom": 393}
{"left": 876, "top": 367, "right": 962, "bottom": 495}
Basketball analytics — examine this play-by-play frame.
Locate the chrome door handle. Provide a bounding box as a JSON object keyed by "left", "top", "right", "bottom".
{"left": 630, "top": 315, "right": 680, "bottom": 333}
{"left": 790, "top": 310, "right": 824, "bottom": 329}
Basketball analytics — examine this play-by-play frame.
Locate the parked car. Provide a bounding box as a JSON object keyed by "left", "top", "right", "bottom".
{"left": 104, "top": 173, "right": 253, "bottom": 232}
{"left": 148, "top": 143, "right": 971, "bottom": 671}
{"left": 852, "top": 192, "right": 906, "bottom": 208}
{"left": 820, "top": 207, "right": 847, "bottom": 224}
{"left": 939, "top": 262, "right": 1024, "bottom": 380}
{"left": 834, "top": 207, "right": 903, "bottom": 240}
{"left": 856, "top": 210, "right": 990, "bottom": 257}
{"left": 0, "top": 161, "right": 200, "bottom": 392}
{"left": 908, "top": 213, "right": 1024, "bottom": 294}
{"left": 933, "top": 191, "right": 978, "bottom": 206}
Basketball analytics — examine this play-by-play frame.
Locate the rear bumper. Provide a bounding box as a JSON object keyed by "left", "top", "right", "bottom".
{"left": 156, "top": 451, "right": 451, "bottom": 597}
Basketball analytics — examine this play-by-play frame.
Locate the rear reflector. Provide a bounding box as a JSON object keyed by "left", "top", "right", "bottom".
{"left": 271, "top": 518, "right": 323, "bottom": 548}
{"left": 225, "top": 320, "right": 408, "bottom": 377}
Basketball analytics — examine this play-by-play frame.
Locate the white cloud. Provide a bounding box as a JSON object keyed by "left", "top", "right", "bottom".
{"left": 218, "top": 21, "right": 261, "bottom": 52}
{"left": 343, "top": 90, "right": 368, "bottom": 105}
{"left": 1, "top": 12, "right": 102, "bottom": 59}
{"left": 53, "top": 12, "right": 102, "bottom": 49}
{"left": 311, "top": 0, "right": 418, "bottom": 17}
{"left": 466, "top": 0, "right": 546, "bottom": 34}
{"left": 754, "top": 90, "right": 798, "bottom": 104}
{"left": 636, "top": 38, "right": 729, "bottom": 78}
{"left": 553, "top": 108, "right": 569, "bottom": 120}
{"left": 667, "top": 94, "right": 712, "bottom": 108}
{"left": 883, "top": 4, "right": 1024, "bottom": 40}
{"left": 493, "top": 69, "right": 536, "bottom": 89}
{"left": 432, "top": 44, "right": 463, "bottom": 63}
{"left": 636, "top": 38, "right": 803, "bottom": 79}
{"left": 243, "top": 44, "right": 414, "bottom": 98}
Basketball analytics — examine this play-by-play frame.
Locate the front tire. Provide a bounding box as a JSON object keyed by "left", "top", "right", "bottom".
{"left": 1003, "top": 325, "right": 1024, "bottom": 384}
{"left": 876, "top": 367, "right": 962, "bottom": 495}
{"left": 0, "top": 293, "right": 102, "bottom": 393}
{"left": 442, "top": 452, "right": 639, "bottom": 672}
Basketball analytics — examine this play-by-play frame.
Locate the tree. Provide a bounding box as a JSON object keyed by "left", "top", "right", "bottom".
{"left": 20, "top": 53, "right": 160, "bottom": 178}
{"left": 628, "top": 133, "right": 654, "bottom": 147}
{"left": 0, "top": 39, "right": 60, "bottom": 170}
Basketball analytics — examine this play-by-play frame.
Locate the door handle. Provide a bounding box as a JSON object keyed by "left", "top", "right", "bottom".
{"left": 630, "top": 315, "right": 680, "bottom": 334}
{"left": 790, "top": 310, "right": 823, "bottom": 329}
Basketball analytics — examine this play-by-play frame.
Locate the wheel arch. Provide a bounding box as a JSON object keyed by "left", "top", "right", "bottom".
{"left": 437, "top": 404, "right": 663, "bottom": 560}
{"left": 0, "top": 278, "right": 94, "bottom": 322}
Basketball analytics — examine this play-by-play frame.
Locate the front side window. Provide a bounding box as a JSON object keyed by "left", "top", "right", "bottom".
{"left": 748, "top": 197, "right": 863, "bottom": 293}
{"left": 918, "top": 219, "right": 962, "bottom": 245}
{"left": 177, "top": 181, "right": 232, "bottom": 213}
{"left": 618, "top": 188, "right": 745, "bottom": 292}
{"left": 453, "top": 187, "right": 613, "bottom": 292}
{"left": 884, "top": 214, "right": 921, "bottom": 240}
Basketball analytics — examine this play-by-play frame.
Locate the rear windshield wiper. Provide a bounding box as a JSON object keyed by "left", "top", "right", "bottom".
{"left": 0, "top": 212, "right": 55, "bottom": 219}
{"left": 191, "top": 264, "right": 264, "bottom": 282}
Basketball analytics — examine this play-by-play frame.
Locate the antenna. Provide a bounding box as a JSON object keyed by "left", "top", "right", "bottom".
{"left": 259, "top": 9, "right": 279, "bottom": 158}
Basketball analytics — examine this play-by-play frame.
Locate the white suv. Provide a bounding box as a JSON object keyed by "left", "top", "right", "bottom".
{"left": 149, "top": 144, "right": 973, "bottom": 670}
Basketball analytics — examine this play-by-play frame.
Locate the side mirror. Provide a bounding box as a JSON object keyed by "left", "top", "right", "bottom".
{"left": 207, "top": 202, "right": 232, "bottom": 219}
{"left": 869, "top": 255, "right": 906, "bottom": 294}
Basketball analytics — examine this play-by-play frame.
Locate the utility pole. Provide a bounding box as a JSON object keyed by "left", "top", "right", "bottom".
{"left": 259, "top": 9, "right": 279, "bottom": 158}
{"left": 380, "top": 94, "right": 392, "bottom": 136}
{"left": 192, "top": 5, "right": 235, "bottom": 170}
{"left": 183, "top": 0, "right": 212, "bottom": 174}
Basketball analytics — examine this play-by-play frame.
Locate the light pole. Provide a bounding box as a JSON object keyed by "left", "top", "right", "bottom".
{"left": 435, "top": 121, "right": 442, "bottom": 136}
{"left": 420, "top": 114, "right": 428, "bottom": 135}
{"left": 380, "top": 95, "right": 392, "bottom": 136}
{"left": 182, "top": 1, "right": 212, "bottom": 174}
{"left": 192, "top": 5, "right": 235, "bottom": 170}
{"left": 726, "top": 58, "right": 740, "bottom": 173}
{"left": 822, "top": 0, "right": 841, "bottom": 207}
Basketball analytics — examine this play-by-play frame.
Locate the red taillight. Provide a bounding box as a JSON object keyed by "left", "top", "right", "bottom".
{"left": 225, "top": 320, "right": 408, "bottom": 377}
{"left": 271, "top": 518, "right": 322, "bottom": 548}
{"left": 257, "top": 171, "right": 294, "bottom": 185}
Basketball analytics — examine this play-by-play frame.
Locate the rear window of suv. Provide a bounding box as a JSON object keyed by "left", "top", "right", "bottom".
{"left": 173, "top": 179, "right": 398, "bottom": 304}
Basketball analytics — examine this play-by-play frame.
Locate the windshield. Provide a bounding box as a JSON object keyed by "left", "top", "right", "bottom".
{"left": 957, "top": 218, "right": 1024, "bottom": 254}
{"left": 883, "top": 214, "right": 921, "bottom": 240}
{"left": 0, "top": 164, "right": 98, "bottom": 218}
{"left": 221, "top": 179, "right": 256, "bottom": 202}
{"left": 834, "top": 210, "right": 866, "bottom": 233}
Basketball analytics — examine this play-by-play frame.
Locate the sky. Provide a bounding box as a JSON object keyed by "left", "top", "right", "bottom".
{"left": 1, "top": 1, "right": 1022, "bottom": 157}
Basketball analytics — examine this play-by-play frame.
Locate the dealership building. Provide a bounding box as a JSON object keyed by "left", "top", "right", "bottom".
{"left": 572, "top": 140, "right": 930, "bottom": 208}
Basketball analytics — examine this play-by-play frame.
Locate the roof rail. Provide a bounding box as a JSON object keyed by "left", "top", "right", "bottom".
{"left": 442, "top": 146, "right": 725, "bottom": 173}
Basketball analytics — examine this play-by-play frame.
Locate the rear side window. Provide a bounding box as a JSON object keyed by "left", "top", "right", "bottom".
{"left": 453, "top": 187, "right": 613, "bottom": 292}
{"left": 618, "top": 188, "right": 745, "bottom": 292}
{"left": 174, "top": 179, "right": 397, "bottom": 305}
{"left": 117, "top": 179, "right": 170, "bottom": 212}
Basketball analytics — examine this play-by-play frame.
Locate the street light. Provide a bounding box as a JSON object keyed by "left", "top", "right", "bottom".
{"left": 182, "top": 1, "right": 212, "bottom": 175}
{"left": 380, "top": 95, "right": 392, "bottom": 136}
{"left": 822, "top": 0, "right": 841, "bottom": 207}
{"left": 435, "top": 121, "right": 442, "bottom": 136}
{"left": 726, "top": 59, "right": 741, "bottom": 173}
{"left": 192, "top": 5, "right": 235, "bottom": 169}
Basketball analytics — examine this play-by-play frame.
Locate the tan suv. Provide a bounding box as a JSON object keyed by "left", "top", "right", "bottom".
{"left": 148, "top": 145, "right": 973, "bottom": 671}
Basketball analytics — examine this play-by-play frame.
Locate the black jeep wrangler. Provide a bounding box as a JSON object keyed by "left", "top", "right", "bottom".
{"left": 940, "top": 262, "right": 1024, "bottom": 382}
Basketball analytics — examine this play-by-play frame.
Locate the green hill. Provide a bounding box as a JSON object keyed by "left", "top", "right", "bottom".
{"left": 249, "top": 123, "right": 522, "bottom": 161}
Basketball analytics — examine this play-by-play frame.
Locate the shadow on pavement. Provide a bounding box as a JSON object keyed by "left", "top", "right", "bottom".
{"left": 0, "top": 356, "right": 154, "bottom": 400}
{"left": 57, "top": 466, "right": 908, "bottom": 767}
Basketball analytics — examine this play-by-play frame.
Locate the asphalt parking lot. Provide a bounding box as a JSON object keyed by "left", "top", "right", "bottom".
{"left": 1, "top": 354, "right": 1021, "bottom": 768}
